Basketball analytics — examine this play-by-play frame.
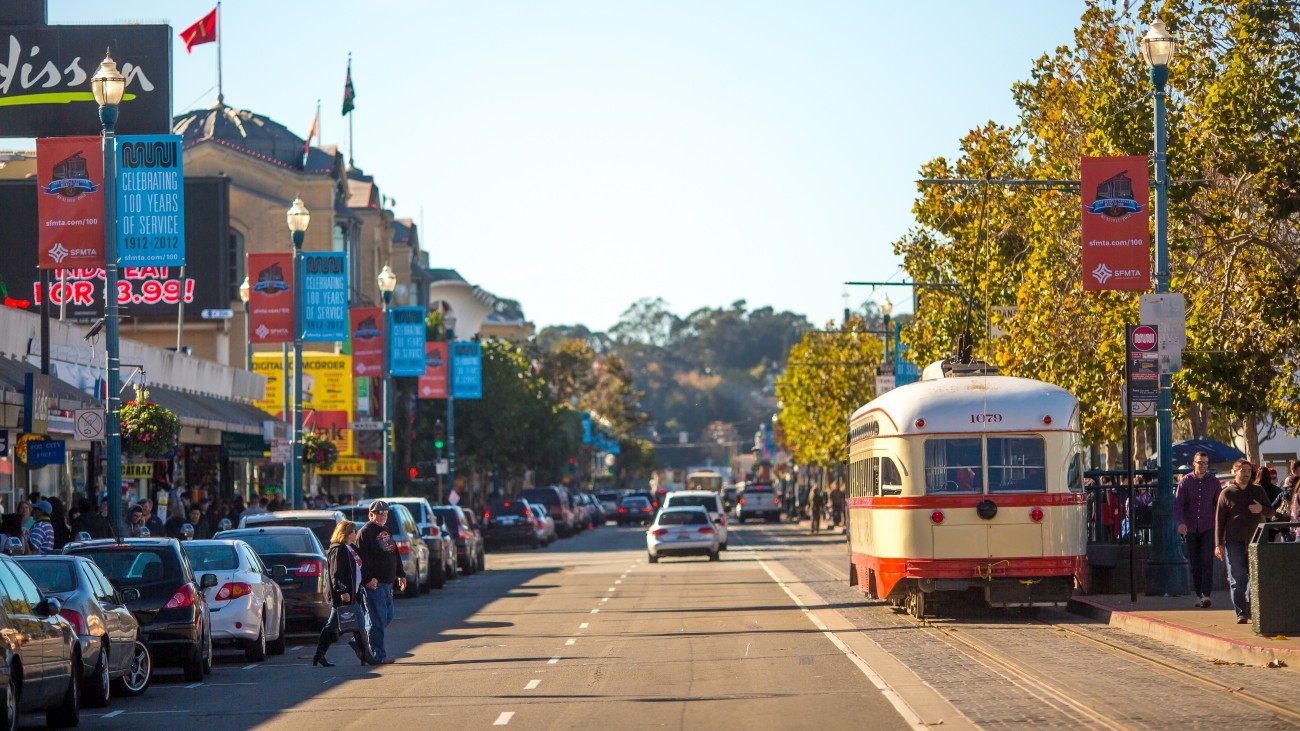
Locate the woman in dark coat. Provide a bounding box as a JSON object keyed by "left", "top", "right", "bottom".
{"left": 313, "top": 521, "right": 374, "bottom": 666}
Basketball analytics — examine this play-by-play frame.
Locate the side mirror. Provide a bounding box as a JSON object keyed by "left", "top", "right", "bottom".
{"left": 41, "top": 596, "right": 63, "bottom": 617}
{"left": 5, "top": 537, "right": 23, "bottom": 555}
{"left": 120, "top": 588, "right": 141, "bottom": 603}
{"left": 200, "top": 573, "right": 218, "bottom": 589}
{"left": 217, "top": 518, "right": 232, "bottom": 531}
{"left": 181, "top": 523, "right": 195, "bottom": 541}
{"left": 271, "top": 565, "right": 287, "bottom": 580}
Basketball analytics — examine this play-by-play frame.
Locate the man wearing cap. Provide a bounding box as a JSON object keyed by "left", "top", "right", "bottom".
{"left": 354, "top": 500, "right": 406, "bottom": 664}
{"left": 28, "top": 501, "right": 55, "bottom": 554}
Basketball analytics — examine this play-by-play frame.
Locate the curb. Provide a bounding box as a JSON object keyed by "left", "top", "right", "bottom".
{"left": 1068, "top": 596, "right": 1300, "bottom": 668}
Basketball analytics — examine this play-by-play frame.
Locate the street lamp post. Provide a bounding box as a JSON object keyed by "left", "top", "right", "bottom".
{"left": 377, "top": 264, "right": 397, "bottom": 498}
{"left": 287, "top": 199, "right": 310, "bottom": 510}
{"left": 880, "top": 294, "right": 894, "bottom": 365}
{"left": 1140, "top": 18, "right": 1186, "bottom": 596}
{"left": 238, "top": 276, "right": 252, "bottom": 371}
{"left": 93, "top": 51, "right": 126, "bottom": 532}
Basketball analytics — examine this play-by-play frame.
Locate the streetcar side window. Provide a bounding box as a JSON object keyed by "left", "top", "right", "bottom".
{"left": 879, "top": 457, "right": 903, "bottom": 495}
{"left": 870, "top": 457, "right": 881, "bottom": 496}
{"left": 924, "top": 438, "right": 982, "bottom": 494}
{"left": 1067, "top": 452, "right": 1084, "bottom": 493}
{"left": 987, "top": 436, "right": 1047, "bottom": 493}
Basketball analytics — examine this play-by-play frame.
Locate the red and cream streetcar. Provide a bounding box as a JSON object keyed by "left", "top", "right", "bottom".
{"left": 846, "top": 360, "right": 1087, "bottom": 617}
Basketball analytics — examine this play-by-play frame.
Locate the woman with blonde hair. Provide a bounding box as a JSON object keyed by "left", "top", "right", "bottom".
{"left": 314, "top": 521, "right": 373, "bottom": 666}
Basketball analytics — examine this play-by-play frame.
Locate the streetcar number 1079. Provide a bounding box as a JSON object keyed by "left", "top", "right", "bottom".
{"left": 970, "top": 413, "right": 1003, "bottom": 423}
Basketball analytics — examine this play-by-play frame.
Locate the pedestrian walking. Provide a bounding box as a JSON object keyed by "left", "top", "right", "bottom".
{"left": 315, "top": 521, "right": 374, "bottom": 667}
{"left": 810, "top": 486, "right": 826, "bottom": 535}
{"left": 28, "top": 501, "right": 55, "bottom": 554}
{"left": 829, "top": 483, "right": 845, "bottom": 528}
{"left": 355, "top": 501, "right": 406, "bottom": 664}
{"left": 1175, "top": 450, "right": 1221, "bottom": 608}
{"left": 1215, "top": 459, "right": 1275, "bottom": 624}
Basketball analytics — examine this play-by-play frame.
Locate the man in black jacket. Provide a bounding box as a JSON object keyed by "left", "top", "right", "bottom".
{"left": 355, "top": 501, "right": 406, "bottom": 663}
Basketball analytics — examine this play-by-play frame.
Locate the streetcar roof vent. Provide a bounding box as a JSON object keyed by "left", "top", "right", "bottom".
{"left": 922, "top": 359, "right": 1000, "bottom": 380}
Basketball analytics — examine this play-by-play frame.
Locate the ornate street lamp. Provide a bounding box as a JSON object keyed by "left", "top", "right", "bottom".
{"left": 287, "top": 198, "right": 310, "bottom": 509}
{"left": 377, "top": 264, "right": 397, "bottom": 497}
{"left": 238, "top": 276, "right": 252, "bottom": 370}
{"left": 93, "top": 51, "right": 126, "bottom": 532}
{"left": 880, "top": 294, "right": 894, "bottom": 365}
{"left": 1139, "top": 18, "right": 1186, "bottom": 595}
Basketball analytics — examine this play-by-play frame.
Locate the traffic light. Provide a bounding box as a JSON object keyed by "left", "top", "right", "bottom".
{"left": 433, "top": 419, "right": 445, "bottom": 451}
{"left": 408, "top": 466, "right": 419, "bottom": 480}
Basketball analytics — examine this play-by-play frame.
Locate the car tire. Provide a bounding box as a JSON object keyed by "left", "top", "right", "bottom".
{"left": 429, "top": 556, "right": 446, "bottom": 589}
{"left": 477, "top": 551, "right": 486, "bottom": 572}
{"left": 1, "top": 672, "right": 16, "bottom": 731}
{"left": 447, "top": 557, "right": 459, "bottom": 580}
{"left": 709, "top": 549, "right": 720, "bottom": 562}
{"left": 648, "top": 552, "right": 658, "bottom": 563}
{"left": 183, "top": 637, "right": 204, "bottom": 682}
{"left": 112, "top": 640, "right": 152, "bottom": 696}
{"left": 46, "top": 657, "right": 80, "bottom": 728}
{"left": 83, "top": 644, "right": 111, "bottom": 707}
{"left": 245, "top": 619, "right": 268, "bottom": 662}
{"left": 404, "top": 565, "right": 421, "bottom": 598}
{"left": 202, "top": 625, "right": 213, "bottom": 675}
{"left": 720, "top": 541, "right": 728, "bottom": 551}
{"left": 267, "top": 611, "right": 287, "bottom": 656}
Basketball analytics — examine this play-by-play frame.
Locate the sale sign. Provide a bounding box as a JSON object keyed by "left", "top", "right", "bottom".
{"left": 350, "top": 307, "right": 385, "bottom": 377}
{"left": 36, "top": 137, "right": 105, "bottom": 270}
{"left": 1081, "top": 156, "right": 1150, "bottom": 291}
{"left": 247, "top": 253, "right": 294, "bottom": 343}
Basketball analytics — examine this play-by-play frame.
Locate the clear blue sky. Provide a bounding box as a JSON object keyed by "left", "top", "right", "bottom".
{"left": 16, "top": 0, "right": 1099, "bottom": 332}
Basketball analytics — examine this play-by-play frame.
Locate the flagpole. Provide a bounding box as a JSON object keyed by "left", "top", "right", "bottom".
{"left": 316, "top": 99, "right": 321, "bottom": 160}
{"left": 216, "top": 1, "right": 224, "bottom": 104}
{"left": 347, "top": 52, "right": 354, "bottom": 169}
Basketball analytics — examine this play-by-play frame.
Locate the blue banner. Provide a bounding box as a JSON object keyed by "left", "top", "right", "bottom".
{"left": 298, "top": 253, "right": 349, "bottom": 341}
{"left": 26, "top": 439, "right": 66, "bottom": 466}
{"left": 451, "top": 342, "right": 483, "bottom": 399}
{"left": 581, "top": 412, "right": 592, "bottom": 444}
{"left": 387, "top": 306, "right": 427, "bottom": 376}
{"left": 0, "top": 430, "right": 7, "bottom": 458}
{"left": 116, "top": 134, "right": 185, "bottom": 266}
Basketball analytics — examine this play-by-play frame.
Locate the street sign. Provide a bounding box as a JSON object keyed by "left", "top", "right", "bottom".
{"left": 348, "top": 420, "right": 385, "bottom": 431}
{"left": 201, "top": 309, "right": 233, "bottom": 320}
{"left": 1140, "top": 293, "right": 1186, "bottom": 373}
{"left": 26, "top": 439, "right": 66, "bottom": 466}
{"left": 436, "top": 459, "right": 449, "bottom": 475}
{"left": 875, "top": 372, "right": 896, "bottom": 396}
{"left": 73, "top": 409, "right": 106, "bottom": 441}
{"left": 1130, "top": 325, "right": 1158, "bottom": 352}
{"left": 1126, "top": 324, "right": 1159, "bottom": 418}
{"left": 270, "top": 439, "right": 291, "bottom": 465}
{"left": 122, "top": 463, "right": 154, "bottom": 479}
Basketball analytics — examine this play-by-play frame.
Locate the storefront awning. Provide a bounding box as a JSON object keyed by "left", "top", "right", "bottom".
{"left": 0, "top": 357, "right": 99, "bottom": 410}
{"left": 145, "top": 386, "right": 280, "bottom": 436}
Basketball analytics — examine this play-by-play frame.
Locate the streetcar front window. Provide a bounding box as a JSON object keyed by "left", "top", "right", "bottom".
{"left": 880, "top": 457, "right": 903, "bottom": 495}
{"left": 924, "top": 438, "right": 982, "bottom": 494}
{"left": 987, "top": 437, "right": 1047, "bottom": 493}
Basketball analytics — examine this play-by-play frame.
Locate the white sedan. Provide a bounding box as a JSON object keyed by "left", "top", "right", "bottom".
{"left": 183, "top": 539, "right": 288, "bottom": 661}
{"left": 646, "top": 506, "right": 721, "bottom": 563}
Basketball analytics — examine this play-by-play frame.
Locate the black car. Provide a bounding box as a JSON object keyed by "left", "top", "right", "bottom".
{"left": 0, "top": 553, "right": 81, "bottom": 728}
{"left": 431, "top": 506, "right": 483, "bottom": 575}
{"left": 63, "top": 538, "right": 215, "bottom": 683}
{"left": 215, "top": 527, "right": 331, "bottom": 630}
{"left": 483, "top": 499, "right": 541, "bottom": 549}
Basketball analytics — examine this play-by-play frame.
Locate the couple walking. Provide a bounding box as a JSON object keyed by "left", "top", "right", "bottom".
{"left": 315, "top": 501, "right": 408, "bottom": 666}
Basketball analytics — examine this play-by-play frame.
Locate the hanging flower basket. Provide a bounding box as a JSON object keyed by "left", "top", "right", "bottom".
{"left": 119, "top": 385, "right": 180, "bottom": 458}
{"left": 302, "top": 433, "right": 339, "bottom": 470}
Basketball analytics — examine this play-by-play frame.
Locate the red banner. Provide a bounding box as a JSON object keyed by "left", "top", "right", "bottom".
{"left": 350, "top": 307, "right": 385, "bottom": 377}
{"left": 36, "top": 137, "right": 105, "bottom": 270}
{"left": 418, "top": 342, "right": 448, "bottom": 399}
{"left": 1081, "top": 156, "right": 1150, "bottom": 291}
{"left": 247, "top": 252, "right": 294, "bottom": 343}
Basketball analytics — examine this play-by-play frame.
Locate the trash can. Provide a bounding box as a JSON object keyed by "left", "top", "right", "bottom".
{"left": 1249, "top": 522, "right": 1300, "bottom": 635}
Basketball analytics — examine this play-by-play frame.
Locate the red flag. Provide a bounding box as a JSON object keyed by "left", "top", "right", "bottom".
{"left": 180, "top": 8, "right": 218, "bottom": 53}
{"left": 303, "top": 108, "right": 319, "bottom": 162}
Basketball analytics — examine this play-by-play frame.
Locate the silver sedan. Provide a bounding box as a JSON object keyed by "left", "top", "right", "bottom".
{"left": 183, "top": 539, "right": 287, "bottom": 661}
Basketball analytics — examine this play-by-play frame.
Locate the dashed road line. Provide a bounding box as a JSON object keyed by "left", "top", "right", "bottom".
{"left": 601, "top": 597, "right": 609, "bottom": 602}
{"left": 494, "top": 711, "right": 515, "bottom": 725}
{"left": 104, "top": 711, "right": 124, "bottom": 719}
{"left": 607, "top": 587, "right": 616, "bottom": 592}
{"left": 547, "top": 656, "right": 561, "bottom": 665}
{"left": 579, "top": 622, "right": 589, "bottom": 629}
{"left": 525, "top": 679, "right": 541, "bottom": 690}
{"left": 615, "top": 579, "right": 622, "bottom": 584}
{"left": 590, "top": 609, "right": 599, "bottom": 614}
{"left": 565, "top": 638, "right": 576, "bottom": 646}
{"left": 242, "top": 663, "right": 257, "bottom": 670}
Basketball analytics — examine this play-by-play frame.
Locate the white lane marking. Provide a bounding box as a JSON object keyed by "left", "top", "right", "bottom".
{"left": 590, "top": 609, "right": 599, "bottom": 614}
{"left": 547, "top": 656, "right": 561, "bottom": 665}
{"left": 242, "top": 663, "right": 257, "bottom": 670}
{"left": 525, "top": 679, "right": 541, "bottom": 690}
{"left": 579, "top": 622, "right": 589, "bottom": 629}
{"left": 601, "top": 597, "right": 609, "bottom": 602}
{"left": 104, "top": 711, "right": 124, "bottom": 719}
{"left": 615, "top": 580, "right": 622, "bottom": 585}
{"left": 494, "top": 711, "right": 515, "bottom": 725}
{"left": 607, "top": 587, "right": 616, "bottom": 592}
{"left": 288, "top": 646, "right": 301, "bottom": 651}
{"left": 565, "top": 638, "right": 576, "bottom": 646}
{"left": 744, "top": 643, "right": 750, "bottom": 657}
{"left": 184, "top": 682, "right": 203, "bottom": 689}
{"left": 756, "top": 558, "right": 929, "bottom": 730}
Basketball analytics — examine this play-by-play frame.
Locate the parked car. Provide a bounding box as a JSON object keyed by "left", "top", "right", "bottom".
{"left": 360, "top": 497, "right": 452, "bottom": 589}
{"left": 594, "top": 491, "right": 623, "bottom": 522}
{"left": 431, "top": 505, "right": 484, "bottom": 574}
{"left": 461, "top": 509, "right": 487, "bottom": 567}
{"left": 0, "top": 553, "right": 82, "bottom": 727}
{"left": 646, "top": 506, "right": 721, "bottom": 563}
{"left": 338, "top": 504, "right": 431, "bottom": 597}
{"left": 16, "top": 554, "right": 150, "bottom": 705}
{"left": 661, "top": 491, "right": 729, "bottom": 550}
{"left": 238, "top": 510, "right": 347, "bottom": 549}
{"left": 520, "top": 486, "right": 575, "bottom": 537}
{"left": 576, "top": 493, "right": 606, "bottom": 528}
{"left": 616, "top": 496, "right": 654, "bottom": 526}
{"left": 567, "top": 494, "right": 590, "bottom": 533}
{"left": 737, "top": 484, "right": 782, "bottom": 523}
{"left": 484, "top": 499, "right": 542, "bottom": 549}
{"left": 213, "top": 527, "right": 331, "bottom": 630}
{"left": 182, "top": 539, "right": 287, "bottom": 661}
{"left": 526, "top": 501, "right": 557, "bottom": 546}
{"left": 64, "top": 537, "right": 216, "bottom": 682}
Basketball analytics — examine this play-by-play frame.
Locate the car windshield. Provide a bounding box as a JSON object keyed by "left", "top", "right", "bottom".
{"left": 595, "top": 492, "right": 621, "bottom": 503}
{"left": 621, "top": 498, "right": 649, "bottom": 508}
{"left": 184, "top": 544, "right": 239, "bottom": 571}
{"left": 489, "top": 501, "right": 530, "bottom": 517}
{"left": 17, "top": 560, "right": 78, "bottom": 593}
{"left": 247, "top": 519, "right": 335, "bottom": 548}
{"left": 520, "top": 489, "right": 560, "bottom": 506}
{"left": 233, "top": 533, "right": 316, "bottom": 555}
{"left": 658, "top": 511, "right": 708, "bottom": 526}
{"left": 76, "top": 548, "right": 177, "bottom": 585}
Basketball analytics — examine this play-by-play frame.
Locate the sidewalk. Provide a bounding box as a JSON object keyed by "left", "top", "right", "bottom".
{"left": 1069, "top": 591, "right": 1300, "bottom": 669}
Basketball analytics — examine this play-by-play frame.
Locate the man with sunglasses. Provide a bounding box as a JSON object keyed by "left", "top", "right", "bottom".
{"left": 1175, "top": 450, "right": 1223, "bottom": 608}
